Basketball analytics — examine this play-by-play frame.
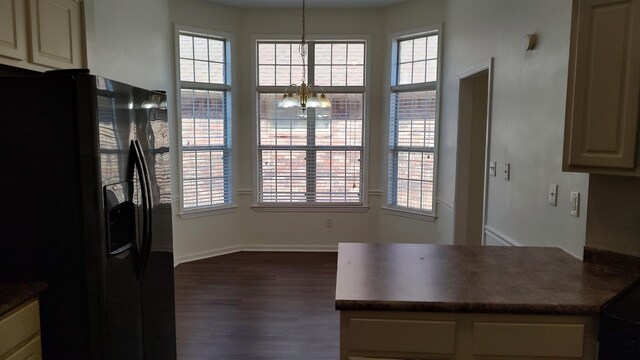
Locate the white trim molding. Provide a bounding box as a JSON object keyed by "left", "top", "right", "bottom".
{"left": 242, "top": 244, "right": 338, "bottom": 252}
{"left": 250, "top": 205, "right": 370, "bottom": 213}
{"left": 173, "top": 245, "right": 242, "bottom": 267}
{"left": 484, "top": 225, "right": 522, "bottom": 247}
{"left": 174, "top": 244, "right": 338, "bottom": 266}
{"left": 381, "top": 206, "right": 436, "bottom": 222}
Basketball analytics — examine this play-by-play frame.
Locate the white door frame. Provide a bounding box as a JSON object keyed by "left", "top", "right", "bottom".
{"left": 453, "top": 58, "right": 494, "bottom": 245}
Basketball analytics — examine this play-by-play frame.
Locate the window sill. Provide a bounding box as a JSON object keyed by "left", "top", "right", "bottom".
{"left": 382, "top": 206, "right": 436, "bottom": 222}
{"left": 178, "top": 205, "right": 238, "bottom": 219}
{"left": 251, "top": 205, "right": 369, "bottom": 213}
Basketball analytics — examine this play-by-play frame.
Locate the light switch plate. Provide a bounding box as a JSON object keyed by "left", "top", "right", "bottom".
{"left": 570, "top": 191, "right": 580, "bottom": 217}
{"left": 489, "top": 161, "right": 497, "bottom": 177}
{"left": 504, "top": 163, "right": 510, "bottom": 181}
{"left": 548, "top": 184, "right": 558, "bottom": 207}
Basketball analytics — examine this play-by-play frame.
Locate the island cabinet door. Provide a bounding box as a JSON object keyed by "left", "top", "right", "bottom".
{"left": 340, "top": 313, "right": 457, "bottom": 360}
{"left": 340, "top": 312, "right": 599, "bottom": 360}
{"left": 563, "top": 0, "right": 640, "bottom": 175}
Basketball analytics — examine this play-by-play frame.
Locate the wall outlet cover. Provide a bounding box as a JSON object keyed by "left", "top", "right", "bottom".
{"left": 548, "top": 183, "right": 558, "bottom": 207}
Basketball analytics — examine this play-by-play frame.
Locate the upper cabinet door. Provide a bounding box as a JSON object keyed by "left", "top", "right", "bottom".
{"left": 564, "top": 0, "right": 640, "bottom": 173}
{"left": 28, "top": 0, "right": 84, "bottom": 69}
{"left": 0, "top": 0, "right": 27, "bottom": 61}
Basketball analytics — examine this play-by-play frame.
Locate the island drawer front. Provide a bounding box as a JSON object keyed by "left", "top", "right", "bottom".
{"left": 348, "top": 318, "right": 456, "bottom": 354}
{"left": 5, "top": 335, "right": 42, "bottom": 360}
{"left": 0, "top": 300, "right": 40, "bottom": 357}
{"left": 472, "top": 322, "right": 584, "bottom": 358}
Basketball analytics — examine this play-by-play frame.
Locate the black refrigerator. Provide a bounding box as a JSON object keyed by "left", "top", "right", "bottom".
{"left": 0, "top": 69, "right": 177, "bottom": 359}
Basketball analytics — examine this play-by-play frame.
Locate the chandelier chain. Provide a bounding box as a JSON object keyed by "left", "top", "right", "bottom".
{"left": 300, "top": 0, "right": 307, "bottom": 84}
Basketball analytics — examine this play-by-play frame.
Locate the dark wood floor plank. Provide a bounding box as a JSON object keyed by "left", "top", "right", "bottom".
{"left": 174, "top": 252, "right": 339, "bottom": 360}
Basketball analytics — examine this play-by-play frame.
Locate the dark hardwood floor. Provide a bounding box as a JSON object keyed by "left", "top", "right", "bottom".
{"left": 174, "top": 251, "right": 339, "bottom": 360}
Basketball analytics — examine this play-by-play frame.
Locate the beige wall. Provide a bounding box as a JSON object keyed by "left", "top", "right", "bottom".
{"left": 438, "top": 0, "right": 589, "bottom": 257}
{"left": 166, "top": 0, "right": 447, "bottom": 261}
{"left": 85, "top": 0, "right": 604, "bottom": 263}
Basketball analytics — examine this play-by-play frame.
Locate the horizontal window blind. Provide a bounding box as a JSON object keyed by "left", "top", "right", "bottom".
{"left": 257, "top": 41, "right": 365, "bottom": 205}
{"left": 178, "top": 32, "right": 232, "bottom": 210}
{"left": 389, "top": 33, "right": 439, "bottom": 213}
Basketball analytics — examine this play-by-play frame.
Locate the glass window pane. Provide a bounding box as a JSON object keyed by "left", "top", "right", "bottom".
{"left": 399, "top": 63, "right": 412, "bottom": 85}
{"left": 412, "top": 60, "right": 426, "bottom": 83}
{"left": 276, "top": 43, "right": 291, "bottom": 64}
{"left": 426, "top": 60, "right": 438, "bottom": 82}
{"left": 276, "top": 66, "right": 291, "bottom": 86}
{"left": 331, "top": 65, "right": 347, "bottom": 86}
{"left": 193, "top": 37, "right": 208, "bottom": 60}
{"left": 413, "top": 36, "right": 427, "bottom": 61}
{"left": 194, "top": 60, "right": 209, "bottom": 83}
{"left": 259, "top": 65, "right": 275, "bottom": 86}
{"left": 209, "top": 39, "right": 224, "bottom": 62}
{"left": 315, "top": 65, "right": 331, "bottom": 87}
{"left": 427, "top": 35, "right": 438, "bottom": 59}
{"left": 180, "top": 59, "right": 194, "bottom": 82}
{"left": 209, "top": 63, "right": 224, "bottom": 84}
{"left": 256, "top": 41, "right": 366, "bottom": 205}
{"left": 332, "top": 43, "right": 347, "bottom": 64}
{"left": 315, "top": 43, "right": 332, "bottom": 64}
{"left": 179, "top": 35, "right": 193, "bottom": 58}
{"left": 347, "top": 43, "right": 365, "bottom": 65}
{"left": 178, "top": 32, "right": 231, "bottom": 209}
{"left": 347, "top": 65, "right": 364, "bottom": 86}
{"left": 259, "top": 43, "right": 276, "bottom": 64}
{"left": 399, "top": 39, "right": 413, "bottom": 63}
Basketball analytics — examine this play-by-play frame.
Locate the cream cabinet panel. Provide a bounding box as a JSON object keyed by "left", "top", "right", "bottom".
{"left": 0, "top": 300, "right": 40, "bottom": 356}
{"left": 340, "top": 311, "right": 597, "bottom": 360}
{"left": 348, "top": 318, "right": 456, "bottom": 355}
{"left": 28, "top": 0, "right": 83, "bottom": 69}
{"left": 472, "top": 322, "right": 585, "bottom": 358}
{"left": 5, "top": 336, "right": 42, "bottom": 360}
{"left": 0, "top": 0, "right": 27, "bottom": 61}
{"left": 564, "top": 0, "right": 640, "bottom": 174}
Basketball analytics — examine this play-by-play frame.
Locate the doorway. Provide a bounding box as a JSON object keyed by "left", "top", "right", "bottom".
{"left": 453, "top": 59, "right": 493, "bottom": 246}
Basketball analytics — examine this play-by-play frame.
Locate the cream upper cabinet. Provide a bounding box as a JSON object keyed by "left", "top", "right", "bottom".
{"left": 563, "top": 0, "right": 640, "bottom": 176}
{"left": 0, "top": 0, "right": 28, "bottom": 61}
{"left": 0, "top": 0, "right": 84, "bottom": 71}
{"left": 28, "top": 0, "right": 83, "bottom": 69}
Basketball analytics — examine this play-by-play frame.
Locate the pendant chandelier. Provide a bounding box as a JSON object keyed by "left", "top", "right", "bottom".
{"left": 278, "top": 0, "right": 331, "bottom": 112}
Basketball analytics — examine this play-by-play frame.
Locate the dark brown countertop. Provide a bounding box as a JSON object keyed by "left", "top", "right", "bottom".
{"left": 0, "top": 283, "right": 47, "bottom": 318}
{"left": 335, "top": 243, "right": 638, "bottom": 315}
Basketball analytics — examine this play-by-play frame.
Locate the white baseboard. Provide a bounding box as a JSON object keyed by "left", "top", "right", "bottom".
{"left": 484, "top": 225, "right": 522, "bottom": 247}
{"left": 174, "top": 244, "right": 338, "bottom": 266}
{"left": 242, "top": 244, "right": 339, "bottom": 252}
{"left": 173, "top": 245, "right": 242, "bottom": 267}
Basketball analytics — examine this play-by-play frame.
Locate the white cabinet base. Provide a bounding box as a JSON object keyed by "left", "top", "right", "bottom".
{"left": 340, "top": 311, "right": 598, "bottom": 360}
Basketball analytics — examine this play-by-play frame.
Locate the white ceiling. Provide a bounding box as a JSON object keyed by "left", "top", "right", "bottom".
{"left": 203, "top": 0, "right": 414, "bottom": 8}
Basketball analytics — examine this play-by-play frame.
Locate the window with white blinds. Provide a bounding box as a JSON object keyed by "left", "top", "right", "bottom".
{"left": 177, "top": 30, "right": 232, "bottom": 210}
{"left": 388, "top": 33, "right": 439, "bottom": 213}
{"left": 257, "top": 41, "right": 366, "bottom": 205}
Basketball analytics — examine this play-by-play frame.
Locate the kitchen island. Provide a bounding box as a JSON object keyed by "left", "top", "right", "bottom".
{"left": 335, "top": 243, "right": 636, "bottom": 360}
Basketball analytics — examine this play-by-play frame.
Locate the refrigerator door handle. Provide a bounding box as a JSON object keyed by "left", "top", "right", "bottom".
{"left": 131, "top": 140, "right": 151, "bottom": 280}
{"left": 133, "top": 140, "right": 153, "bottom": 279}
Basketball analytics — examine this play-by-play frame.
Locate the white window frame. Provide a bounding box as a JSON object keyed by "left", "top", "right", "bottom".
{"left": 251, "top": 34, "right": 371, "bottom": 212}
{"left": 174, "top": 25, "right": 236, "bottom": 218}
{"left": 384, "top": 25, "right": 442, "bottom": 221}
